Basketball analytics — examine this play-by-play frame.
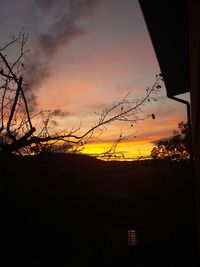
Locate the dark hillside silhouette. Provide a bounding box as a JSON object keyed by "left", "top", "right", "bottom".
{"left": 0, "top": 153, "right": 197, "bottom": 266}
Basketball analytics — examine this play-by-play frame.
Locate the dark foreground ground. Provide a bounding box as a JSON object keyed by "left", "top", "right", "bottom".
{"left": 0, "top": 153, "right": 198, "bottom": 266}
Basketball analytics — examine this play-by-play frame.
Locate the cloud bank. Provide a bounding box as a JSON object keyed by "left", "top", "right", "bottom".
{"left": 24, "top": 0, "right": 103, "bottom": 106}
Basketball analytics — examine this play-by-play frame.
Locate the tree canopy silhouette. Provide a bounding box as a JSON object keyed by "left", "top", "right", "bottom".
{"left": 150, "top": 121, "right": 190, "bottom": 160}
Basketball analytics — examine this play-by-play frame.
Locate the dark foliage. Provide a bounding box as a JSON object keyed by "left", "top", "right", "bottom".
{"left": 151, "top": 121, "right": 190, "bottom": 160}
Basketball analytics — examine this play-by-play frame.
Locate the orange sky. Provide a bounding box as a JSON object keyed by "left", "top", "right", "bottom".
{"left": 0, "top": 0, "right": 190, "bottom": 159}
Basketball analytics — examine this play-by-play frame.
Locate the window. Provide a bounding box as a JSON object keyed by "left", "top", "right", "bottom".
{"left": 128, "top": 229, "right": 137, "bottom": 246}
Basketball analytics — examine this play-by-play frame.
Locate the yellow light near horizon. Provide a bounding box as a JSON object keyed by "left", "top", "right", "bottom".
{"left": 82, "top": 141, "right": 154, "bottom": 160}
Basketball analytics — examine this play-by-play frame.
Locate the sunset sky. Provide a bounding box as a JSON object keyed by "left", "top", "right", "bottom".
{"left": 0, "top": 0, "right": 189, "bottom": 159}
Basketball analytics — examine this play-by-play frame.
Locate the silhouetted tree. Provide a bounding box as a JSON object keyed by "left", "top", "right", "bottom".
{"left": 0, "top": 32, "right": 163, "bottom": 157}
{"left": 150, "top": 121, "right": 190, "bottom": 160}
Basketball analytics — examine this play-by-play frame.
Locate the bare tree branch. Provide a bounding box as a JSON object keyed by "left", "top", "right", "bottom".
{"left": 0, "top": 32, "right": 163, "bottom": 157}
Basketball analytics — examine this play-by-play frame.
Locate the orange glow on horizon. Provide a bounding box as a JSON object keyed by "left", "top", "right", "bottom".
{"left": 82, "top": 141, "right": 155, "bottom": 160}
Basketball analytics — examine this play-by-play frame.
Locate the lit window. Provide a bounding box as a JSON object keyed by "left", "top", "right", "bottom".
{"left": 128, "top": 229, "right": 137, "bottom": 246}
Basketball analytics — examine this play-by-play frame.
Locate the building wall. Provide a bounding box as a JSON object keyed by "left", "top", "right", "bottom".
{"left": 188, "top": 0, "right": 200, "bottom": 259}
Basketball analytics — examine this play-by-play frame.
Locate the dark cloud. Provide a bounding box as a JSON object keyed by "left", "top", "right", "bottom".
{"left": 24, "top": 53, "right": 49, "bottom": 90}
{"left": 52, "top": 108, "right": 71, "bottom": 117}
{"left": 35, "top": 0, "right": 63, "bottom": 10}
{"left": 38, "top": 24, "right": 85, "bottom": 57}
{"left": 50, "top": 119, "right": 59, "bottom": 127}
{"left": 152, "top": 136, "right": 171, "bottom": 145}
{"left": 24, "top": 0, "right": 103, "bottom": 103}
{"left": 25, "top": 90, "right": 38, "bottom": 111}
